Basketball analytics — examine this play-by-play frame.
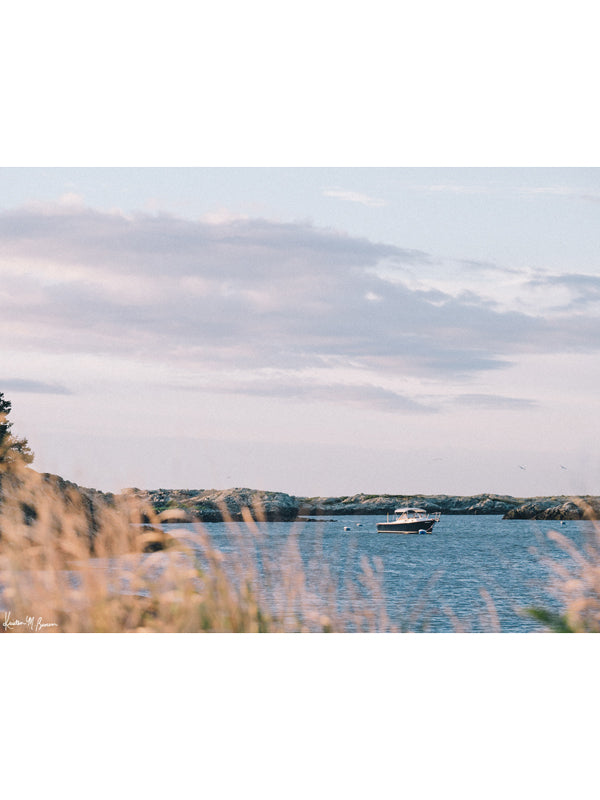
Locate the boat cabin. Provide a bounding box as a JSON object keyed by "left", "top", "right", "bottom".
{"left": 394, "top": 507, "right": 427, "bottom": 519}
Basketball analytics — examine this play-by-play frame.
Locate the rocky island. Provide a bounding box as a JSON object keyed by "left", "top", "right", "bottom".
{"left": 5, "top": 472, "right": 599, "bottom": 527}
{"left": 127, "top": 486, "right": 600, "bottom": 522}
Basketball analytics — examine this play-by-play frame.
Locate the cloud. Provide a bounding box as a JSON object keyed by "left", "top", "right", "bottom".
{"left": 0, "top": 205, "right": 406, "bottom": 279}
{"left": 524, "top": 272, "right": 600, "bottom": 310}
{"left": 185, "top": 379, "right": 437, "bottom": 414}
{"left": 2, "top": 201, "right": 600, "bottom": 400}
{"left": 58, "top": 192, "right": 85, "bottom": 208}
{"left": 0, "top": 379, "right": 72, "bottom": 395}
{"left": 459, "top": 258, "right": 522, "bottom": 277}
{"left": 322, "top": 188, "right": 385, "bottom": 207}
{"left": 454, "top": 394, "right": 538, "bottom": 410}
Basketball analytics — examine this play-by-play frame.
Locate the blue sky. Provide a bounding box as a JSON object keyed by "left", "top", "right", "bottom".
{"left": 2, "top": 167, "right": 600, "bottom": 496}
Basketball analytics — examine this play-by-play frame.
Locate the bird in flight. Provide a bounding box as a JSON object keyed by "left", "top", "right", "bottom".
{"left": 518, "top": 465, "right": 527, "bottom": 470}
{"left": 560, "top": 465, "right": 568, "bottom": 470}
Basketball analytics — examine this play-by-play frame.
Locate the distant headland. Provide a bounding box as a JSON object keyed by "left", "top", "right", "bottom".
{"left": 7, "top": 474, "right": 599, "bottom": 528}
{"left": 128, "top": 486, "right": 600, "bottom": 523}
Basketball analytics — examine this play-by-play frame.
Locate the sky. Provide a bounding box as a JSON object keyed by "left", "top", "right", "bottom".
{"left": 2, "top": 167, "right": 600, "bottom": 497}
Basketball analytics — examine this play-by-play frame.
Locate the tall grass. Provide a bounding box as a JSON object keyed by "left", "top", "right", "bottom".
{"left": 0, "top": 445, "right": 401, "bottom": 632}
{"left": 2, "top": 428, "right": 600, "bottom": 632}
{"left": 527, "top": 499, "right": 600, "bottom": 632}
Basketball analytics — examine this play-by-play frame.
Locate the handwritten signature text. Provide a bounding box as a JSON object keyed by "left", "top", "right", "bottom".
{"left": 3, "top": 611, "right": 59, "bottom": 632}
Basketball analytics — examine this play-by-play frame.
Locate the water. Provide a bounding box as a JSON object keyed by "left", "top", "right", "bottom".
{"left": 165, "top": 514, "right": 598, "bottom": 632}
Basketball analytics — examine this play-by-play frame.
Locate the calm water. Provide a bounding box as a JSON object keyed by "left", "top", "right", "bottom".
{"left": 166, "top": 513, "right": 598, "bottom": 632}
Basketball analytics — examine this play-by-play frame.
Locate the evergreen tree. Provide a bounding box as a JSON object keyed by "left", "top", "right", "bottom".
{"left": 0, "top": 392, "right": 34, "bottom": 467}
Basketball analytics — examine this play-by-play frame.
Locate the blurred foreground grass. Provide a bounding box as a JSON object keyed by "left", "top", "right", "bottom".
{"left": 0, "top": 446, "right": 398, "bottom": 632}
{"left": 2, "top": 407, "right": 599, "bottom": 632}
{"left": 525, "top": 498, "right": 600, "bottom": 632}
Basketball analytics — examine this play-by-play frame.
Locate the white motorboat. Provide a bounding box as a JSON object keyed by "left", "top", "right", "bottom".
{"left": 376, "top": 507, "right": 441, "bottom": 534}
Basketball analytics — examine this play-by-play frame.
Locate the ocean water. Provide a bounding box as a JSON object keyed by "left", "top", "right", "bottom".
{"left": 166, "top": 514, "right": 598, "bottom": 632}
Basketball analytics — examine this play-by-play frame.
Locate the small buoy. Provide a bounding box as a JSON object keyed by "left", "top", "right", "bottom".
{"left": 343, "top": 526, "right": 351, "bottom": 531}
{"left": 356, "top": 523, "right": 362, "bottom": 527}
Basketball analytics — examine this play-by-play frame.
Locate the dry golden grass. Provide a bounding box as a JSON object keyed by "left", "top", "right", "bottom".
{"left": 0, "top": 450, "right": 399, "bottom": 633}
{"left": 527, "top": 499, "right": 600, "bottom": 632}
{"left": 3, "top": 428, "right": 599, "bottom": 633}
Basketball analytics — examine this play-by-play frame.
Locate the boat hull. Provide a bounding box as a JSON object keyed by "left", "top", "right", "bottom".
{"left": 376, "top": 519, "right": 437, "bottom": 534}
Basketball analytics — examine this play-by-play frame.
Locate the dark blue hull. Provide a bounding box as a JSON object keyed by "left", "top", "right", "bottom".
{"left": 376, "top": 518, "right": 437, "bottom": 533}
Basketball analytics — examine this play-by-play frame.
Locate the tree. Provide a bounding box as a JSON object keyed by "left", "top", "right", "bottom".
{"left": 0, "top": 392, "right": 34, "bottom": 468}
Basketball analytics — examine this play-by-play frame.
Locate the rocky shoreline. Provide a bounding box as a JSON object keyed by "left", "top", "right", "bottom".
{"left": 128, "top": 486, "right": 600, "bottom": 522}
{"left": 6, "top": 474, "right": 599, "bottom": 526}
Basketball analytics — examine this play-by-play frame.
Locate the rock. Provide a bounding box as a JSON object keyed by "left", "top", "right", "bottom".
{"left": 503, "top": 497, "right": 600, "bottom": 520}
{"left": 130, "top": 486, "right": 299, "bottom": 522}
{"left": 297, "top": 492, "right": 522, "bottom": 517}
{"left": 137, "top": 488, "right": 600, "bottom": 522}
{"left": 0, "top": 469, "right": 117, "bottom": 551}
